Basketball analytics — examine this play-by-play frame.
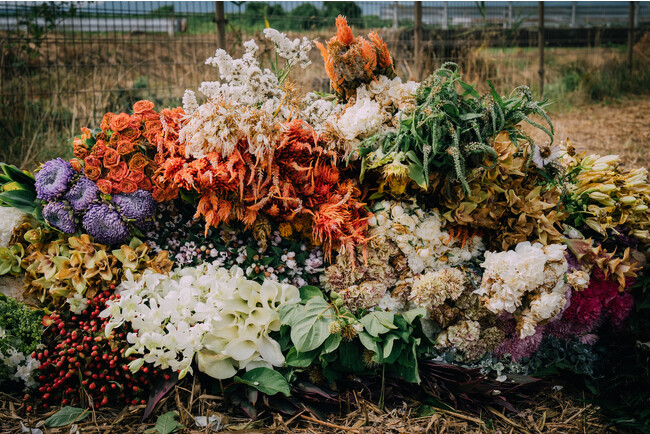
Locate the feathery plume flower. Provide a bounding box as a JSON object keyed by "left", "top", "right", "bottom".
{"left": 35, "top": 158, "right": 75, "bottom": 201}
{"left": 82, "top": 203, "right": 129, "bottom": 245}
{"left": 64, "top": 176, "right": 99, "bottom": 212}
{"left": 42, "top": 201, "right": 76, "bottom": 234}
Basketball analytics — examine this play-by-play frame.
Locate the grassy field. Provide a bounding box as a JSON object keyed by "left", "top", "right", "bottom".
{"left": 1, "top": 29, "right": 649, "bottom": 170}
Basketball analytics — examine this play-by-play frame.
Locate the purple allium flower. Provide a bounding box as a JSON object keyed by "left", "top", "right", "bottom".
{"left": 64, "top": 176, "right": 99, "bottom": 212}
{"left": 82, "top": 204, "right": 129, "bottom": 245}
{"left": 35, "top": 158, "right": 75, "bottom": 201}
{"left": 111, "top": 190, "right": 156, "bottom": 220}
{"left": 42, "top": 201, "right": 76, "bottom": 234}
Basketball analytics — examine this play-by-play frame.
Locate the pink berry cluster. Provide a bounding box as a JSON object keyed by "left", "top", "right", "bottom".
{"left": 26, "top": 290, "right": 156, "bottom": 411}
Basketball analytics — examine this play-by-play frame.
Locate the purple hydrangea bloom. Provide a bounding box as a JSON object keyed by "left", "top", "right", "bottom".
{"left": 111, "top": 190, "right": 156, "bottom": 220}
{"left": 42, "top": 201, "right": 76, "bottom": 234}
{"left": 35, "top": 158, "right": 75, "bottom": 201}
{"left": 65, "top": 176, "right": 100, "bottom": 212}
{"left": 82, "top": 204, "right": 129, "bottom": 245}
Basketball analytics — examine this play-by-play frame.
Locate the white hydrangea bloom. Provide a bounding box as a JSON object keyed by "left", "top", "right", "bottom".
{"left": 101, "top": 264, "right": 299, "bottom": 380}
{"left": 368, "top": 200, "right": 484, "bottom": 273}
{"left": 476, "top": 242, "right": 569, "bottom": 338}
{"left": 0, "top": 206, "right": 25, "bottom": 247}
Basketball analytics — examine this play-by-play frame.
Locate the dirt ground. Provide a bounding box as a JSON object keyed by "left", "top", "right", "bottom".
{"left": 526, "top": 96, "right": 650, "bottom": 169}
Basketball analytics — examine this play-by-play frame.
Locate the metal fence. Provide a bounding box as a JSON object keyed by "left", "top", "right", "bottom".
{"left": 1, "top": 1, "right": 650, "bottom": 167}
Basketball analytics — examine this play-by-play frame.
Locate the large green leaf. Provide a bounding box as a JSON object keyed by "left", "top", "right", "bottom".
{"left": 145, "top": 411, "right": 184, "bottom": 434}
{"left": 288, "top": 297, "right": 335, "bottom": 353}
{"left": 359, "top": 311, "right": 397, "bottom": 337}
{"left": 235, "top": 367, "right": 291, "bottom": 397}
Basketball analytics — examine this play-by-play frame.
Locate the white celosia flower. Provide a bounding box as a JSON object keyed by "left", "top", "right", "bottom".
{"left": 0, "top": 206, "right": 25, "bottom": 247}
{"left": 567, "top": 270, "right": 590, "bottom": 291}
{"left": 101, "top": 264, "right": 299, "bottom": 380}
{"left": 336, "top": 98, "right": 386, "bottom": 142}
{"left": 476, "top": 242, "right": 569, "bottom": 338}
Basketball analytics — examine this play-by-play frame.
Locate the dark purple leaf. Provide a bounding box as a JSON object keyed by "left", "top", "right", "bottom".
{"left": 142, "top": 371, "right": 179, "bottom": 421}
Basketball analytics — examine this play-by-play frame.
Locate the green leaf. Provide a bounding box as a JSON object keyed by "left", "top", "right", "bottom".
{"left": 402, "top": 308, "right": 427, "bottom": 325}
{"left": 285, "top": 346, "right": 317, "bottom": 367}
{"left": 459, "top": 113, "right": 483, "bottom": 121}
{"left": 458, "top": 80, "right": 480, "bottom": 99}
{"left": 382, "top": 334, "right": 403, "bottom": 364}
{"left": 235, "top": 367, "right": 290, "bottom": 397}
{"left": 408, "top": 162, "right": 428, "bottom": 189}
{"left": 358, "top": 330, "right": 379, "bottom": 352}
{"left": 360, "top": 311, "right": 397, "bottom": 337}
{"left": 321, "top": 332, "right": 342, "bottom": 355}
{"left": 44, "top": 406, "right": 89, "bottom": 428}
{"left": 146, "top": 411, "right": 184, "bottom": 434}
{"left": 289, "top": 297, "right": 335, "bottom": 352}
{"left": 299, "top": 285, "right": 323, "bottom": 301}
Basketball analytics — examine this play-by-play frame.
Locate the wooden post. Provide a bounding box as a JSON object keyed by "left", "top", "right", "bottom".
{"left": 393, "top": 1, "right": 399, "bottom": 29}
{"left": 215, "top": 1, "right": 226, "bottom": 50}
{"left": 570, "top": 1, "right": 576, "bottom": 28}
{"left": 538, "top": 1, "right": 545, "bottom": 98}
{"left": 628, "top": 1, "right": 635, "bottom": 74}
{"left": 414, "top": 1, "right": 422, "bottom": 80}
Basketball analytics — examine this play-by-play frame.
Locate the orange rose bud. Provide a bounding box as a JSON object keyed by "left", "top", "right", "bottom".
{"left": 116, "top": 140, "right": 135, "bottom": 155}
{"left": 127, "top": 170, "right": 146, "bottom": 183}
{"left": 103, "top": 148, "right": 121, "bottom": 169}
{"left": 133, "top": 100, "right": 155, "bottom": 114}
{"left": 119, "top": 180, "right": 138, "bottom": 194}
{"left": 129, "top": 153, "right": 149, "bottom": 171}
{"left": 84, "top": 155, "right": 102, "bottom": 168}
{"left": 109, "top": 113, "right": 130, "bottom": 132}
{"left": 96, "top": 179, "right": 113, "bottom": 194}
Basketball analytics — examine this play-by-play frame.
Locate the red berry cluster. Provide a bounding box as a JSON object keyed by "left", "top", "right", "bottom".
{"left": 27, "top": 290, "right": 157, "bottom": 411}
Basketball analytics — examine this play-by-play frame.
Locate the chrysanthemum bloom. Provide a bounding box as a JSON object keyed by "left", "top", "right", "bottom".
{"left": 42, "top": 201, "right": 76, "bottom": 234}
{"left": 65, "top": 176, "right": 100, "bottom": 212}
{"left": 82, "top": 204, "right": 129, "bottom": 245}
{"left": 35, "top": 158, "right": 75, "bottom": 201}
{"left": 316, "top": 15, "right": 395, "bottom": 99}
{"left": 112, "top": 190, "right": 157, "bottom": 221}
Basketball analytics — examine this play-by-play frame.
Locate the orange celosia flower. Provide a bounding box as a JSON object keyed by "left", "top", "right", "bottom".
{"left": 316, "top": 15, "right": 396, "bottom": 100}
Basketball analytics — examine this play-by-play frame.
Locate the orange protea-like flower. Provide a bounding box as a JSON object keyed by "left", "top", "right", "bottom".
{"left": 316, "top": 15, "right": 395, "bottom": 100}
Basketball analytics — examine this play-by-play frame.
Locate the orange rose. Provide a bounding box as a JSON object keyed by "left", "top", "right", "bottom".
{"left": 103, "top": 148, "right": 120, "bottom": 169}
{"left": 84, "top": 155, "right": 101, "bottom": 168}
{"left": 100, "top": 113, "right": 115, "bottom": 131}
{"left": 96, "top": 179, "right": 113, "bottom": 194}
{"left": 119, "top": 127, "right": 141, "bottom": 142}
{"left": 133, "top": 100, "right": 155, "bottom": 114}
{"left": 118, "top": 180, "right": 138, "bottom": 194}
{"left": 138, "top": 178, "right": 153, "bottom": 191}
{"left": 142, "top": 111, "right": 161, "bottom": 121}
{"left": 92, "top": 141, "right": 108, "bottom": 158}
{"left": 116, "top": 140, "right": 135, "bottom": 155}
{"left": 109, "top": 113, "right": 130, "bottom": 132}
{"left": 108, "top": 161, "right": 129, "bottom": 182}
{"left": 127, "top": 170, "right": 146, "bottom": 184}
{"left": 84, "top": 165, "right": 101, "bottom": 181}
{"left": 128, "top": 153, "right": 149, "bottom": 171}
{"left": 70, "top": 159, "right": 82, "bottom": 173}
{"left": 73, "top": 144, "right": 88, "bottom": 160}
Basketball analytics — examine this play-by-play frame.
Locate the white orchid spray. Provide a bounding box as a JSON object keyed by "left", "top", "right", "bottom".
{"left": 100, "top": 263, "right": 300, "bottom": 379}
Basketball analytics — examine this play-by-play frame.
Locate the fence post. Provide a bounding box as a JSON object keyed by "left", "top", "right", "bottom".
{"left": 215, "top": 1, "right": 226, "bottom": 50}
{"left": 538, "top": 1, "right": 544, "bottom": 98}
{"left": 508, "top": 2, "right": 513, "bottom": 29}
{"left": 628, "top": 1, "right": 635, "bottom": 74}
{"left": 570, "top": 1, "right": 576, "bottom": 28}
{"left": 393, "top": 1, "right": 399, "bottom": 29}
{"left": 442, "top": 1, "right": 448, "bottom": 30}
{"left": 414, "top": 1, "right": 422, "bottom": 80}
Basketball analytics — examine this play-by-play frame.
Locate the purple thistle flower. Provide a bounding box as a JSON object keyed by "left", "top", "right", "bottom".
{"left": 111, "top": 190, "right": 156, "bottom": 221}
{"left": 65, "top": 176, "right": 99, "bottom": 212}
{"left": 35, "top": 158, "right": 75, "bottom": 201}
{"left": 42, "top": 201, "right": 76, "bottom": 234}
{"left": 82, "top": 203, "right": 129, "bottom": 245}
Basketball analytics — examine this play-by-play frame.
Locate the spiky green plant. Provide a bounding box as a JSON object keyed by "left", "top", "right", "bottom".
{"left": 357, "top": 62, "right": 554, "bottom": 194}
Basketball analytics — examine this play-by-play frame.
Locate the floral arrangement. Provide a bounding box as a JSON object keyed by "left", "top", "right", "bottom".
{"left": 0, "top": 16, "right": 648, "bottom": 426}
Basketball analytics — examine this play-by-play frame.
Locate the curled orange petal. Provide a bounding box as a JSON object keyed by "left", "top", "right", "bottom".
{"left": 335, "top": 15, "right": 354, "bottom": 45}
